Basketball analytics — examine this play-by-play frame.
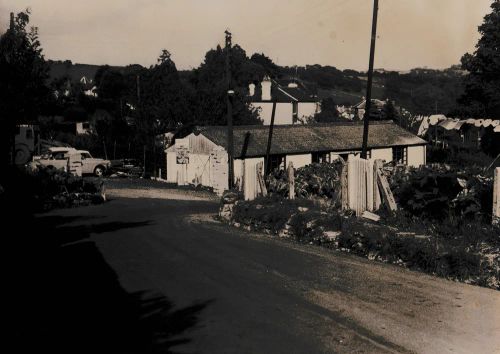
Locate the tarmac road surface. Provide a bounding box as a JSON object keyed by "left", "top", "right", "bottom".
{"left": 20, "top": 183, "right": 500, "bottom": 353}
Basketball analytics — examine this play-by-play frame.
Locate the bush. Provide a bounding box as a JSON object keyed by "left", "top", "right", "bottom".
{"left": 232, "top": 195, "right": 315, "bottom": 234}
{"left": 266, "top": 161, "right": 344, "bottom": 204}
{"left": 23, "top": 166, "right": 103, "bottom": 211}
{"left": 388, "top": 164, "right": 494, "bottom": 222}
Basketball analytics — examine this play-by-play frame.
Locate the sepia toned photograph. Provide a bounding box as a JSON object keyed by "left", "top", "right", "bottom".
{"left": 1, "top": 0, "right": 499, "bottom": 353}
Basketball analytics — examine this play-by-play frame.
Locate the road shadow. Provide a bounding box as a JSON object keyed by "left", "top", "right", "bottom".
{"left": 6, "top": 211, "right": 212, "bottom": 353}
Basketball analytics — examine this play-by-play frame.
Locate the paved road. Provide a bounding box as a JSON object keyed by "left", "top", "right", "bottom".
{"left": 27, "top": 189, "right": 500, "bottom": 353}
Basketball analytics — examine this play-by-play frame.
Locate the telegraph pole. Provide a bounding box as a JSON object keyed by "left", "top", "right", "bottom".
{"left": 225, "top": 30, "right": 235, "bottom": 189}
{"left": 361, "top": 0, "right": 379, "bottom": 159}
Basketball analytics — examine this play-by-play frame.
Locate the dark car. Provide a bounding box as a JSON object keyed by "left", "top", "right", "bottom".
{"left": 110, "top": 158, "right": 144, "bottom": 177}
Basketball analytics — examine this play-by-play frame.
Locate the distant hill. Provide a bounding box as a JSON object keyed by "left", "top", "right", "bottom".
{"left": 47, "top": 60, "right": 138, "bottom": 83}
{"left": 51, "top": 58, "right": 464, "bottom": 116}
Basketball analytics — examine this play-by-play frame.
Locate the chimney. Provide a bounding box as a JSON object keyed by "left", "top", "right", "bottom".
{"left": 10, "top": 12, "right": 14, "bottom": 30}
{"left": 261, "top": 75, "right": 271, "bottom": 101}
{"left": 248, "top": 83, "right": 255, "bottom": 97}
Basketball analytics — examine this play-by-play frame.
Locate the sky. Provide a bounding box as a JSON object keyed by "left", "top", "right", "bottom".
{"left": 0, "top": 0, "right": 494, "bottom": 71}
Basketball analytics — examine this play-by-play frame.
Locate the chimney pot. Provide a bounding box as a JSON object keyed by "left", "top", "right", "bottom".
{"left": 261, "top": 75, "right": 272, "bottom": 101}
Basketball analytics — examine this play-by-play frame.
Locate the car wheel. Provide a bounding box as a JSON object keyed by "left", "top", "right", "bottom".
{"left": 94, "top": 165, "right": 104, "bottom": 177}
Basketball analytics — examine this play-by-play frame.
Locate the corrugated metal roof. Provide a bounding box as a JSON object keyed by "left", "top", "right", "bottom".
{"left": 196, "top": 121, "right": 427, "bottom": 158}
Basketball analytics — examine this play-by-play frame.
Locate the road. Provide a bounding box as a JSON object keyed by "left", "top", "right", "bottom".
{"left": 24, "top": 183, "right": 500, "bottom": 353}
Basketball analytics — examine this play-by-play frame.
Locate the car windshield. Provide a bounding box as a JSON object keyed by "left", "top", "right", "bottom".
{"left": 81, "top": 152, "right": 92, "bottom": 159}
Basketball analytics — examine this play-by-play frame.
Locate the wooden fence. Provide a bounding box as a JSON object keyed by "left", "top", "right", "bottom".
{"left": 240, "top": 157, "right": 396, "bottom": 217}
{"left": 494, "top": 167, "right": 500, "bottom": 226}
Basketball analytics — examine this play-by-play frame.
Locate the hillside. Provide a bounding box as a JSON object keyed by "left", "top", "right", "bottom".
{"left": 49, "top": 57, "right": 465, "bottom": 116}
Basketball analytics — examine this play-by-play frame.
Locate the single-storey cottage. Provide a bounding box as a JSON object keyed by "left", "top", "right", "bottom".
{"left": 165, "top": 121, "right": 427, "bottom": 193}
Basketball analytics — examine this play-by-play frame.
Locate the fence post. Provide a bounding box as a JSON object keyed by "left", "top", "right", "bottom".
{"left": 493, "top": 167, "right": 500, "bottom": 226}
{"left": 341, "top": 160, "right": 348, "bottom": 210}
{"left": 288, "top": 162, "right": 295, "bottom": 200}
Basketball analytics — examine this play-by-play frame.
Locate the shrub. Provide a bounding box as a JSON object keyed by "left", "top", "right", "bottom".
{"left": 266, "top": 161, "right": 344, "bottom": 204}
{"left": 232, "top": 195, "right": 315, "bottom": 234}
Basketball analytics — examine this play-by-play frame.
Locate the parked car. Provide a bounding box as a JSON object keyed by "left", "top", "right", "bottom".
{"left": 110, "top": 158, "right": 144, "bottom": 177}
{"left": 78, "top": 150, "right": 112, "bottom": 176}
{"left": 34, "top": 147, "right": 111, "bottom": 176}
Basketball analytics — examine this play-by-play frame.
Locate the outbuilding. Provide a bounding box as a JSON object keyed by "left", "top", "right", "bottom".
{"left": 165, "top": 121, "right": 427, "bottom": 193}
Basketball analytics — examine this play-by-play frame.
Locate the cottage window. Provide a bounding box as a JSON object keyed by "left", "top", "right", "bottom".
{"left": 312, "top": 152, "right": 330, "bottom": 164}
{"left": 268, "top": 155, "right": 286, "bottom": 171}
{"left": 392, "top": 146, "right": 407, "bottom": 165}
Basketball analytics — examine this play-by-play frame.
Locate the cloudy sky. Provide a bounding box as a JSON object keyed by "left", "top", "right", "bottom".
{"left": 0, "top": 0, "right": 493, "bottom": 71}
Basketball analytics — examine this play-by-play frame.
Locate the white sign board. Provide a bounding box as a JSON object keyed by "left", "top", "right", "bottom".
{"left": 176, "top": 145, "right": 189, "bottom": 164}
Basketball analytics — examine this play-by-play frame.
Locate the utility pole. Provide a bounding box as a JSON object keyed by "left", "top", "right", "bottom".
{"left": 265, "top": 99, "right": 277, "bottom": 175}
{"left": 225, "top": 30, "right": 234, "bottom": 189}
{"left": 361, "top": 0, "right": 379, "bottom": 159}
{"left": 10, "top": 12, "right": 14, "bottom": 30}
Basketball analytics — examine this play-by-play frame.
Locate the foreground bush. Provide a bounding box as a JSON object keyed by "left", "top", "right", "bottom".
{"left": 230, "top": 195, "right": 499, "bottom": 290}
{"left": 22, "top": 166, "right": 104, "bottom": 211}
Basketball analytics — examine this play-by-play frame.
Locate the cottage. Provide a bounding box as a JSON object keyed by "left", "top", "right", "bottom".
{"left": 165, "top": 121, "right": 427, "bottom": 193}
{"left": 248, "top": 76, "right": 320, "bottom": 125}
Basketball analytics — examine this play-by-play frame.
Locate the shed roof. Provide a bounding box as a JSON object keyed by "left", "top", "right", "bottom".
{"left": 196, "top": 121, "right": 427, "bottom": 158}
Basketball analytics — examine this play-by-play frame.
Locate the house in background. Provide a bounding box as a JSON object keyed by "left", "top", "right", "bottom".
{"left": 352, "top": 98, "right": 396, "bottom": 120}
{"left": 248, "top": 76, "right": 320, "bottom": 125}
{"left": 165, "top": 121, "right": 427, "bottom": 193}
{"left": 80, "top": 76, "right": 98, "bottom": 97}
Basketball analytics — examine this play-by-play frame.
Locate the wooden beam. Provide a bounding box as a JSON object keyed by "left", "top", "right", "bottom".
{"left": 256, "top": 161, "right": 267, "bottom": 197}
{"left": 493, "top": 167, "right": 500, "bottom": 226}
{"left": 376, "top": 167, "right": 397, "bottom": 212}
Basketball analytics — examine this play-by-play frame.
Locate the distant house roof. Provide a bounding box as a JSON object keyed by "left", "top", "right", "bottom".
{"left": 353, "top": 99, "right": 387, "bottom": 110}
{"left": 195, "top": 121, "right": 427, "bottom": 158}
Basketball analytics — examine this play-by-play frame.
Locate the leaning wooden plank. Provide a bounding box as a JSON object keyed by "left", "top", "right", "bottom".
{"left": 376, "top": 168, "right": 398, "bottom": 212}
{"left": 256, "top": 162, "right": 268, "bottom": 197}
{"left": 373, "top": 159, "right": 383, "bottom": 210}
{"left": 361, "top": 210, "right": 380, "bottom": 222}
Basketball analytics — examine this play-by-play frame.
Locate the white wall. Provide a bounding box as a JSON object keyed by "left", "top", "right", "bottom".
{"left": 407, "top": 145, "right": 426, "bottom": 167}
{"left": 251, "top": 102, "right": 293, "bottom": 125}
{"left": 371, "top": 148, "right": 393, "bottom": 163}
{"left": 166, "top": 151, "right": 177, "bottom": 183}
{"left": 298, "top": 102, "right": 318, "bottom": 121}
{"left": 286, "top": 154, "right": 312, "bottom": 169}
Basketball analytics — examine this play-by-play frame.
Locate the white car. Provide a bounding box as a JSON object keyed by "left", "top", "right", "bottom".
{"left": 35, "top": 147, "right": 111, "bottom": 176}
{"left": 77, "top": 150, "right": 111, "bottom": 176}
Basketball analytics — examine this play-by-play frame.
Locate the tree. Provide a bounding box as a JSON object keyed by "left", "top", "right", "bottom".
{"left": 250, "top": 53, "right": 279, "bottom": 78}
{"left": 191, "top": 44, "right": 261, "bottom": 126}
{"left": 457, "top": 0, "right": 500, "bottom": 117}
{"left": 314, "top": 97, "right": 340, "bottom": 123}
{"left": 382, "top": 100, "right": 398, "bottom": 122}
{"left": 0, "top": 9, "right": 49, "bottom": 168}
